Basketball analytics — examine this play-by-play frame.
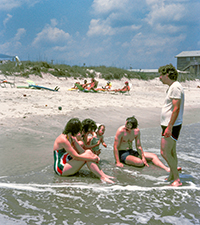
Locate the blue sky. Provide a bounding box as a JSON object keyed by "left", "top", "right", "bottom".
{"left": 0, "top": 0, "right": 200, "bottom": 69}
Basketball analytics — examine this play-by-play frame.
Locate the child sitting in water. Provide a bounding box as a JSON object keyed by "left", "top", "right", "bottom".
{"left": 89, "top": 124, "right": 107, "bottom": 155}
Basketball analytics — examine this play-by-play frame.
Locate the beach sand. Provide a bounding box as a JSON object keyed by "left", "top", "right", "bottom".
{"left": 1, "top": 73, "right": 200, "bottom": 134}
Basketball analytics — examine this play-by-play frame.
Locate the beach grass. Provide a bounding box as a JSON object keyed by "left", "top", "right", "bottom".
{"left": 1, "top": 60, "right": 199, "bottom": 82}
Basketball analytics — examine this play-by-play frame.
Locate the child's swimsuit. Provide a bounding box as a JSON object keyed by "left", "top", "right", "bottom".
{"left": 53, "top": 148, "right": 73, "bottom": 175}
{"left": 90, "top": 137, "right": 100, "bottom": 152}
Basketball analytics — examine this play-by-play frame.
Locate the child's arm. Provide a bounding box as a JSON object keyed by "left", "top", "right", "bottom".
{"left": 85, "top": 137, "right": 101, "bottom": 149}
{"left": 100, "top": 136, "right": 107, "bottom": 148}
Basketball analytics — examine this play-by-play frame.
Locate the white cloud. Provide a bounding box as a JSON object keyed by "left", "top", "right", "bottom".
{"left": 92, "top": 0, "right": 129, "bottom": 14}
{"left": 87, "top": 17, "right": 141, "bottom": 37}
{"left": 14, "top": 28, "right": 26, "bottom": 41}
{"left": 3, "top": 14, "right": 12, "bottom": 27}
{"left": 0, "top": 28, "right": 26, "bottom": 53}
{"left": 155, "top": 23, "right": 185, "bottom": 34}
{"left": 87, "top": 19, "right": 115, "bottom": 36}
{"left": 50, "top": 18, "right": 58, "bottom": 27}
{"left": 0, "top": 0, "right": 21, "bottom": 11}
{"left": 32, "top": 21, "right": 71, "bottom": 47}
{"left": 145, "top": 2, "right": 185, "bottom": 26}
{"left": 0, "top": 0, "right": 40, "bottom": 11}
{"left": 124, "top": 32, "right": 186, "bottom": 60}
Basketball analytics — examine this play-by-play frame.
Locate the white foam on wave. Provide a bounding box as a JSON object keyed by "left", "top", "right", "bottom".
{"left": 0, "top": 181, "right": 199, "bottom": 193}
{"left": 0, "top": 182, "right": 84, "bottom": 201}
{"left": 179, "top": 153, "right": 200, "bottom": 164}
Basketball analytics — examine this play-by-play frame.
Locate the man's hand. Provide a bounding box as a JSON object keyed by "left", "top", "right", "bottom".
{"left": 164, "top": 126, "right": 172, "bottom": 138}
{"left": 142, "top": 157, "right": 149, "bottom": 167}
{"left": 116, "top": 162, "right": 124, "bottom": 167}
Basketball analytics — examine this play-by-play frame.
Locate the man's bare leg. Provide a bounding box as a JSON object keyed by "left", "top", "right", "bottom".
{"left": 160, "top": 137, "right": 182, "bottom": 186}
{"left": 144, "top": 152, "right": 170, "bottom": 171}
{"left": 125, "top": 155, "right": 144, "bottom": 167}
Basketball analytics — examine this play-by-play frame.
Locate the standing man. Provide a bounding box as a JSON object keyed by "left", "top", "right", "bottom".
{"left": 159, "top": 64, "right": 184, "bottom": 187}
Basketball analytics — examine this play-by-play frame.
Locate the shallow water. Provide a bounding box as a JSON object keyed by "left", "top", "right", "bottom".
{"left": 0, "top": 123, "right": 200, "bottom": 224}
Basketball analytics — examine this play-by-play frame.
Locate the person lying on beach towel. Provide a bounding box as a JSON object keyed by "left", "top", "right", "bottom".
{"left": 72, "top": 80, "right": 88, "bottom": 89}
{"left": 96, "top": 81, "right": 112, "bottom": 91}
{"left": 75, "top": 82, "right": 98, "bottom": 93}
{"left": 72, "top": 82, "right": 81, "bottom": 89}
{"left": 86, "top": 78, "right": 98, "bottom": 91}
{"left": 111, "top": 81, "right": 130, "bottom": 93}
{"left": 53, "top": 118, "right": 114, "bottom": 183}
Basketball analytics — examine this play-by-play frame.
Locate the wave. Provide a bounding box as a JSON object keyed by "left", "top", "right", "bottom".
{"left": 0, "top": 181, "right": 199, "bottom": 193}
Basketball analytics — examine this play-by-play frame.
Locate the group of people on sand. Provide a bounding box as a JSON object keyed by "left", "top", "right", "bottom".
{"left": 54, "top": 64, "right": 184, "bottom": 187}
{"left": 73, "top": 78, "right": 130, "bottom": 93}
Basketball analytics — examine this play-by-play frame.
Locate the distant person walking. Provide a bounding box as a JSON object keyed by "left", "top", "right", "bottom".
{"left": 159, "top": 64, "right": 184, "bottom": 187}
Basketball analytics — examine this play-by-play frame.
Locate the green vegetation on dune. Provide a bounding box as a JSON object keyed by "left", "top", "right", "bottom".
{"left": 0, "top": 61, "right": 199, "bottom": 82}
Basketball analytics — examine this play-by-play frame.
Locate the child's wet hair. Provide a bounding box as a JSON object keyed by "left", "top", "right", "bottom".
{"left": 63, "top": 118, "right": 82, "bottom": 136}
{"left": 97, "top": 124, "right": 105, "bottom": 131}
{"left": 82, "top": 118, "right": 97, "bottom": 133}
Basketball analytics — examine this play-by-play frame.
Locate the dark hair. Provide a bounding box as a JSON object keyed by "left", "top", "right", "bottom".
{"left": 158, "top": 64, "right": 178, "bottom": 81}
{"left": 126, "top": 116, "right": 138, "bottom": 129}
{"left": 63, "top": 118, "right": 82, "bottom": 136}
{"left": 82, "top": 118, "right": 97, "bottom": 133}
{"left": 97, "top": 124, "right": 105, "bottom": 131}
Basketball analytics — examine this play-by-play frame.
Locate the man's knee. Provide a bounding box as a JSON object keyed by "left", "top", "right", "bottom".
{"left": 125, "top": 158, "right": 144, "bottom": 167}
{"left": 137, "top": 162, "right": 145, "bottom": 167}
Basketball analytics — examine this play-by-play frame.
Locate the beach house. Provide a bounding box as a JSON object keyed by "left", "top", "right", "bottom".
{"left": 175, "top": 50, "right": 200, "bottom": 75}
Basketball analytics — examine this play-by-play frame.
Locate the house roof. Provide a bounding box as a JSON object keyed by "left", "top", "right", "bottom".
{"left": 175, "top": 51, "right": 200, "bottom": 58}
{"left": 0, "top": 53, "right": 14, "bottom": 59}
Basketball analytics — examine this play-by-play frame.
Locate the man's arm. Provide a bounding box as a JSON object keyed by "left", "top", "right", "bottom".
{"left": 164, "top": 99, "right": 181, "bottom": 138}
{"left": 135, "top": 130, "right": 149, "bottom": 167}
{"left": 113, "top": 130, "right": 124, "bottom": 167}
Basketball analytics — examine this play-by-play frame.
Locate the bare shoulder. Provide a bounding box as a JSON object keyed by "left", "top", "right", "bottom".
{"left": 133, "top": 128, "right": 140, "bottom": 136}
{"left": 56, "top": 134, "right": 66, "bottom": 142}
{"left": 116, "top": 126, "right": 125, "bottom": 136}
{"left": 54, "top": 134, "right": 69, "bottom": 147}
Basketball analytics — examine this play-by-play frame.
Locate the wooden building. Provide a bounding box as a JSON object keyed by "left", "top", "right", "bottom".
{"left": 175, "top": 51, "right": 200, "bottom": 75}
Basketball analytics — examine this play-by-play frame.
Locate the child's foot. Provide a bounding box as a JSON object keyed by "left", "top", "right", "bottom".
{"left": 101, "top": 177, "right": 115, "bottom": 184}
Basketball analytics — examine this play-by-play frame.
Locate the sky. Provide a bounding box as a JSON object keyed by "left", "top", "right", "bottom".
{"left": 0, "top": 0, "right": 200, "bottom": 69}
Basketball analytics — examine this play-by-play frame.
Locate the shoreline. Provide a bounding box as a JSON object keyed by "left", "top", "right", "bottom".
{"left": 1, "top": 105, "right": 200, "bottom": 138}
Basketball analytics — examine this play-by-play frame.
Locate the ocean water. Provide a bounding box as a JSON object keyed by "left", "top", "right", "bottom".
{"left": 0, "top": 122, "right": 200, "bottom": 225}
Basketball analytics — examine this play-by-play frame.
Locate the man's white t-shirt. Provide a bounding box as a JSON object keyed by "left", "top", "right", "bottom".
{"left": 161, "top": 81, "right": 184, "bottom": 126}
